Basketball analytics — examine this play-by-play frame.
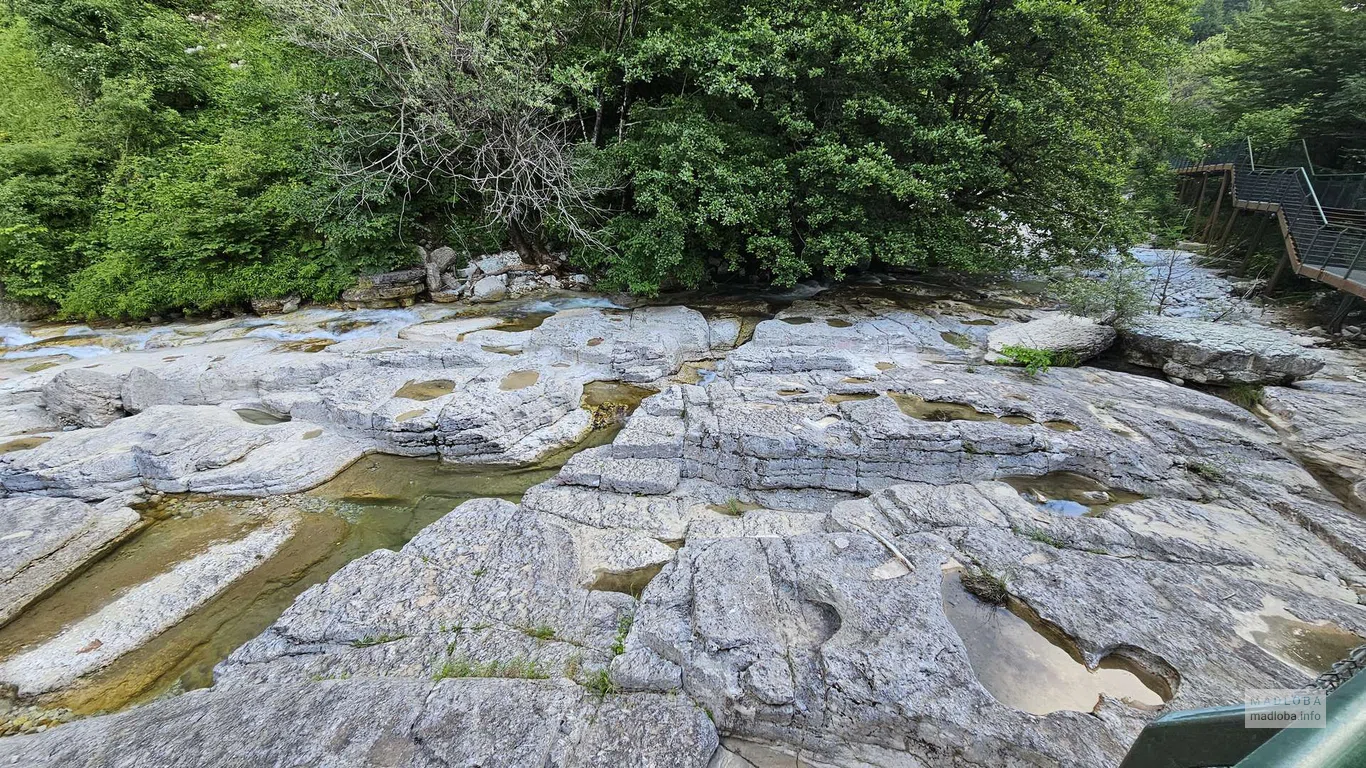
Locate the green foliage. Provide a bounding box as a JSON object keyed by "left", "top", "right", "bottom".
{"left": 3, "top": 0, "right": 1200, "bottom": 315}
{"left": 1170, "top": 0, "right": 1366, "bottom": 165}
{"left": 611, "top": 614, "right": 632, "bottom": 656}
{"left": 1190, "top": 0, "right": 1250, "bottom": 42}
{"left": 584, "top": 0, "right": 1191, "bottom": 292}
{"left": 584, "top": 669, "right": 619, "bottom": 697}
{"left": 997, "top": 345, "right": 1077, "bottom": 376}
{"left": 1025, "top": 528, "right": 1066, "bottom": 548}
{"left": 1223, "top": 0, "right": 1366, "bottom": 148}
{"left": 0, "top": 2, "right": 416, "bottom": 318}
{"left": 524, "top": 624, "right": 556, "bottom": 641}
{"left": 1224, "top": 383, "right": 1265, "bottom": 410}
{"left": 959, "top": 570, "right": 1008, "bottom": 606}
{"left": 1052, "top": 257, "right": 1153, "bottom": 324}
{"left": 432, "top": 656, "right": 548, "bottom": 681}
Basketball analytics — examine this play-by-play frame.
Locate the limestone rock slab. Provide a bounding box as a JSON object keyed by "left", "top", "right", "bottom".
{"left": 987, "top": 313, "right": 1116, "bottom": 361}
{"left": 0, "top": 496, "right": 143, "bottom": 627}
{"left": 1121, "top": 316, "right": 1325, "bottom": 384}
{"left": 0, "top": 678, "right": 718, "bottom": 768}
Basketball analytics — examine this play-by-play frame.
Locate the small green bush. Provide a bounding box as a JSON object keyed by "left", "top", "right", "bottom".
{"left": 997, "top": 345, "right": 1078, "bottom": 376}
{"left": 1052, "top": 257, "right": 1152, "bottom": 325}
{"left": 1225, "top": 384, "right": 1265, "bottom": 410}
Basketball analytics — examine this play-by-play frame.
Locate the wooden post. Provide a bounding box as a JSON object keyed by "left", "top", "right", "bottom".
{"left": 1326, "top": 295, "right": 1358, "bottom": 334}
{"left": 1264, "top": 251, "right": 1291, "bottom": 296}
{"left": 1239, "top": 213, "right": 1272, "bottom": 274}
{"left": 1191, "top": 174, "right": 1211, "bottom": 234}
{"left": 1213, "top": 208, "right": 1240, "bottom": 260}
{"left": 1202, "top": 172, "right": 1229, "bottom": 244}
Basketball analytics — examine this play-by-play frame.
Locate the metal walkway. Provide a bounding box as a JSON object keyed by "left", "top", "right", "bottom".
{"left": 1176, "top": 142, "right": 1366, "bottom": 303}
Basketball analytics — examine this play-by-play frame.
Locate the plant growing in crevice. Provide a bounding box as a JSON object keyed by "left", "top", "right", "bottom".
{"left": 433, "top": 656, "right": 548, "bottom": 681}
{"left": 960, "top": 570, "right": 1009, "bottom": 606}
{"left": 1224, "top": 383, "right": 1264, "bottom": 410}
{"left": 584, "top": 668, "right": 619, "bottom": 697}
{"left": 1025, "top": 528, "right": 1066, "bottom": 548}
{"left": 524, "top": 624, "right": 556, "bottom": 641}
{"left": 997, "top": 346, "right": 1079, "bottom": 376}
{"left": 611, "top": 614, "right": 633, "bottom": 656}
{"left": 1185, "top": 460, "right": 1225, "bottom": 480}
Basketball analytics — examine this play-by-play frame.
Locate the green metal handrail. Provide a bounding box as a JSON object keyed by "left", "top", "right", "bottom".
{"left": 1119, "top": 647, "right": 1366, "bottom": 768}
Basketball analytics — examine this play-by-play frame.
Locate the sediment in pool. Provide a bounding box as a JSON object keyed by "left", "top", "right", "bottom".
{"left": 890, "top": 392, "right": 1079, "bottom": 432}
{"left": 1002, "top": 472, "right": 1146, "bottom": 517}
{"left": 941, "top": 570, "right": 1170, "bottom": 714}
{"left": 0, "top": 417, "right": 633, "bottom": 716}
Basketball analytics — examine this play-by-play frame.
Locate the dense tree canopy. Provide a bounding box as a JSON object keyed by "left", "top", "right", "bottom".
{"left": 583, "top": 0, "right": 1189, "bottom": 291}
{"left": 1169, "top": 0, "right": 1366, "bottom": 167}
{"left": 1, "top": 0, "right": 1196, "bottom": 317}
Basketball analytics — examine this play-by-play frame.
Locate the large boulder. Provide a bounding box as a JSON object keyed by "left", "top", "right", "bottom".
{"left": 1261, "top": 379, "right": 1366, "bottom": 512}
{"left": 474, "top": 251, "right": 524, "bottom": 275}
{"left": 0, "top": 405, "right": 365, "bottom": 500}
{"left": 987, "top": 314, "right": 1116, "bottom": 361}
{"left": 423, "top": 246, "right": 461, "bottom": 293}
{"left": 41, "top": 368, "right": 126, "bottom": 427}
{"left": 340, "top": 269, "right": 426, "bottom": 309}
{"left": 469, "top": 274, "right": 508, "bottom": 303}
{"left": 249, "top": 295, "right": 300, "bottom": 315}
{"left": 1120, "top": 316, "right": 1325, "bottom": 385}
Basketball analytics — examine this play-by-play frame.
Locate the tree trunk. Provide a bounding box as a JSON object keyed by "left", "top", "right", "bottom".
{"left": 507, "top": 217, "right": 552, "bottom": 267}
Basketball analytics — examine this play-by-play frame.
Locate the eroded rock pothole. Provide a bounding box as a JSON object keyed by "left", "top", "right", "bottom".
{"left": 1003, "top": 472, "right": 1146, "bottom": 517}
{"left": 890, "top": 392, "right": 1079, "bottom": 432}
{"left": 393, "top": 379, "right": 457, "bottom": 401}
{"left": 941, "top": 569, "right": 1170, "bottom": 714}
{"left": 1235, "top": 597, "right": 1366, "bottom": 676}
{"left": 234, "top": 408, "right": 290, "bottom": 425}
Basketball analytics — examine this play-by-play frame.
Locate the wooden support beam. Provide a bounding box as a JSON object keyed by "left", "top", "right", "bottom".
{"left": 1213, "top": 207, "right": 1240, "bottom": 260}
{"left": 1326, "top": 294, "right": 1358, "bottom": 334}
{"left": 1239, "top": 213, "right": 1272, "bottom": 275}
{"left": 1202, "top": 172, "right": 1229, "bottom": 244}
{"left": 1191, "top": 174, "right": 1211, "bottom": 234}
{"left": 1265, "top": 251, "right": 1291, "bottom": 296}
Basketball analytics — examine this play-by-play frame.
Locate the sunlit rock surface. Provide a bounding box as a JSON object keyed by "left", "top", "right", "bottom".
{"left": 1120, "top": 315, "right": 1325, "bottom": 384}
{"left": 0, "top": 497, "right": 142, "bottom": 627}
{"left": 2, "top": 263, "right": 1365, "bottom": 767}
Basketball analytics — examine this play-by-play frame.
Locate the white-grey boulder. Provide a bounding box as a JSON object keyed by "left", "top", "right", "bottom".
{"left": 1120, "top": 316, "right": 1325, "bottom": 384}
{"left": 0, "top": 496, "right": 143, "bottom": 627}
{"left": 988, "top": 314, "right": 1116, "bottom": 361}
{"left": 41, "top": 369, "right": 126, "bottom": 427}
{"left": 469, "top": 274, "right": 508, "bottom": 303}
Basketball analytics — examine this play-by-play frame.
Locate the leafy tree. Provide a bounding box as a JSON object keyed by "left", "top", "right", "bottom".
{"left": 263, "top": 0, "right": 610, "bottom": 265}
{"left": 586, "top": 0, "right": 1191, "bottom": 292}
{"left": 0, "top": 13, "right": 101, "bottom": 304}
{"left": 1221, "top": 0, "right": 1366, "bottom": 151}
{"left": 1, "top": 1, "right": 416, "bottom": 318}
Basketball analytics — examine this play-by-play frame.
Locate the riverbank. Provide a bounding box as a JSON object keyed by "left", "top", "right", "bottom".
{"left": 1, "top": 250, "right": 1363, "bottom": 766}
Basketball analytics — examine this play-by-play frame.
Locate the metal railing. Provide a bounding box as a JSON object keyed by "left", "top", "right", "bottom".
{"left": 1119, "top": 644, "right": 1366, "bottom": 767}
{"left": 1175, "top": 142, "right": 1366, "bottom": 298}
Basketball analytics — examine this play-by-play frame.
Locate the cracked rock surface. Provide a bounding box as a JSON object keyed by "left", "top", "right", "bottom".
{"left": 2, "top": 258, "right": 1365, "bottom": 767}
{"left": 0, "top": 678, "right": 718, "bottom": 767}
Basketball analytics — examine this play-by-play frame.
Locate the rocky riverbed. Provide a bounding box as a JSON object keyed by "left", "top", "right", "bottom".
{"left": 0, "top": 252, "right": 1363, "bottom": 766}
